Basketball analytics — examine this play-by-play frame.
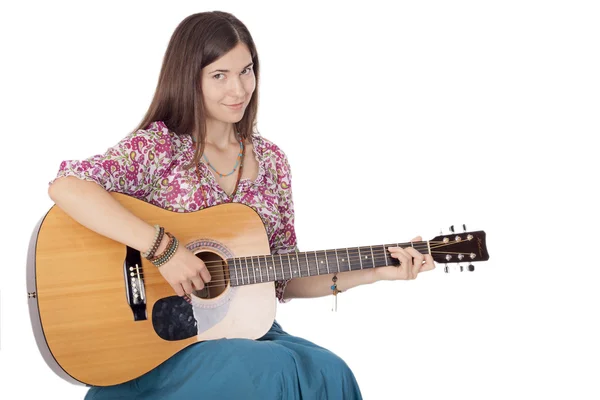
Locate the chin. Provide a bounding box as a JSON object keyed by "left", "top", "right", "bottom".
{"left": 207, "top": 108, "right": 246, "bottom": 125}
{"left": 222, "top": 113, "right": 245, "bottom": 124}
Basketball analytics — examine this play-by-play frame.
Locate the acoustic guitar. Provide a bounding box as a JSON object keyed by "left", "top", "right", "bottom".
{"left": 26, "top": 192, "right": 489, "bottom": 386}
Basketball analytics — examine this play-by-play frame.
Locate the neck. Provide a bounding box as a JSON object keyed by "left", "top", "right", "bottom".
{"left": 227, "top": 241, "right": 430, "bottom": 286}
{"left": 204, "top": 119, "right": 238, "bottom": 150}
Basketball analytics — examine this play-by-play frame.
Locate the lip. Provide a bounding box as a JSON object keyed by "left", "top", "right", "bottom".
{"left": 225, "top": 102, "right": 244, "bottom": 110}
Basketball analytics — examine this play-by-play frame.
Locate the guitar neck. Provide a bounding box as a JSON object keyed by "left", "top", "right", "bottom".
{"left": 228, "top": 241, "right": 429, "bottom": 286}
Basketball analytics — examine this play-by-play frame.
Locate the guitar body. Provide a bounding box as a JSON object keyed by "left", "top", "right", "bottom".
{"left": 27, "top": 193, "right": 276, "bottom": 387}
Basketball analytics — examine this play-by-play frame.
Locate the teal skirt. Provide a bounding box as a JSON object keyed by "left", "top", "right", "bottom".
{"left": 85, "top": 321, "right": 363, "bottom": 400}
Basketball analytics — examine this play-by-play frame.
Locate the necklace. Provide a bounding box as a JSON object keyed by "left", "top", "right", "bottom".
{"left": 202, "top": 136, "right": 244, "bottom": 177}
{"left": 195, "top": 134, "right": 246, "bottom": 201}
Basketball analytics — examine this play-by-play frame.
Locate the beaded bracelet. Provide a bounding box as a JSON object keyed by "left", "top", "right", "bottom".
{"left": 331, "top": 274, "right": 342, "bottom": 312}
{"left": 142, "top": 225, "right": 164, "bottom": 259}
{"left": 149, "top": 232, "right": 179, "bottom": 267}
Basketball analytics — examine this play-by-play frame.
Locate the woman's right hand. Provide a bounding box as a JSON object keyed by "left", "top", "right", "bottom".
{"left": 155, "top": 242, "right": 212, "bottom": 296}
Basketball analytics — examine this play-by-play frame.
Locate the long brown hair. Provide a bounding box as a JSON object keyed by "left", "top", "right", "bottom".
{"left": 134, "top": 11, "right": 260, "bottom": 169}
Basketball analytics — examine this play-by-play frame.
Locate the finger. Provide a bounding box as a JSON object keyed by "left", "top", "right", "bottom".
{"left": 389, "top": 247, "right": 413, "bottom": 267}
{"left": 191, "top": 276, "right": 205, "bottom": 291}
{"left": 405, "top": 247, "right": 425, "bottom": 279}
{"left": 181, "top": 280, "right": 194, "bottom": 295}
{"left": 388, "top": 247, "right": 412, "bottom": 278}
{"left": 198, "top": 262, "right": 212, "bottom": 283}
{"left": 410, "top": 236, "right": 422, "bottom": 242}
{"left": 172, "top": 283, "right": 185, "bottom": 297}
{"left": 419, "top": 254, "right": 436, "bottom": 272}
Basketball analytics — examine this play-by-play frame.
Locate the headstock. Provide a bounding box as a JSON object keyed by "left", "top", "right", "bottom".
{"left": 429, "top": 225, "right": 489, "bottom": 273}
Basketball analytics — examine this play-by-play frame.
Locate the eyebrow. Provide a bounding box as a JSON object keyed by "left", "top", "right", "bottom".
{"left": 209, "top": 62, "right": 254, "bottom": 74}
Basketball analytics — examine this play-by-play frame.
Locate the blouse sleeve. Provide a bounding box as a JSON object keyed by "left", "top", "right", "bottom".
{"left": 49, "top": 127, "right": 173, "bottom": 199}
{"left": 271, "top": 149, "right": 298, "bottom": 303}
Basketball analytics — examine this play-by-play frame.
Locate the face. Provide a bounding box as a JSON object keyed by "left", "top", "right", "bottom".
{"left": 201, "top": 42, "right": 256, "bottom": 126}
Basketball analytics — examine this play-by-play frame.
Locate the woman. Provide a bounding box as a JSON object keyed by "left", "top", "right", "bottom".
{"left": 48, "top": 11, "right": 435, "bottom": 399}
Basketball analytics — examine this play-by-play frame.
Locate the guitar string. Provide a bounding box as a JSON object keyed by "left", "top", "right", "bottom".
{"left": 141, "top": 239, "right": 464, "bottom": 271}
{"left": 134, "top": 241, "right": 467, "bottom": 278}
{"left": 140, "top": 244, "right": 430, "bottom": 272}
{"left": 149, "top": 250, "right": 465, "bottom": 289}
{"left": 133, "top": 250, "right": 425, "bottom": 287}
{"left": 132, "top": 246, "right": 474, "bottom": 287}
{"left": 182, "top": 240, "right": 450, "bottom": 269}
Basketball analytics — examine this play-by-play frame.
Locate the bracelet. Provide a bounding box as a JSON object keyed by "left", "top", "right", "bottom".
{"left": 149, "top": 232, "right": 179, "bottom": 267}
{"left": 142, "top": 225, "right": 164, "bottom": 259}
{"left": 331, "top": 274, "right": 342, "bottom": 312}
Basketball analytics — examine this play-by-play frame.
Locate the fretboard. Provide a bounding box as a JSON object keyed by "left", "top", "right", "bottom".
{"left": 228, "top": 241, "right": 430, "bottom": 286}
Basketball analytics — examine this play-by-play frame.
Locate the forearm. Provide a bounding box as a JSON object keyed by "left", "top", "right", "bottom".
{"left": 48, "top": 177, "right": 159, "bottom": 253}
{"left": 282, "top": 268, "right": 378, "bottom": 300}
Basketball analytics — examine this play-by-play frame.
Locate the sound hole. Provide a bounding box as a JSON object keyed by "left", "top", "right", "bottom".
{"left": 192, "top": 251, "right": 229, "bottom": 299}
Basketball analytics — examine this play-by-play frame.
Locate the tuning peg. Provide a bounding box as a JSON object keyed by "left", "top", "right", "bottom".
{"left": 460, "top": 264, "right": 464, "bottom": 272}
{"left": 449, "top": 225, "right": 455, "bottom": 233}
{"left": 444, "top": 264, "right": 449, "bottom": 273}
{"left": 463, "top": 224, "right": 467, "bottom": 232}
{"left": 468, "top": 264, "right": 475, "bottom": 272}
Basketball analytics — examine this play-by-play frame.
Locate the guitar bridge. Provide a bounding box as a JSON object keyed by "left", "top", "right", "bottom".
{"left": 123, "top": 246, "right": 147, "bottom": 321}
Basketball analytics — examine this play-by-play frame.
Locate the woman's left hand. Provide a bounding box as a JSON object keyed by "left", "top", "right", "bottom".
{"left": 373, "top": 236, "right": 436, "bottom": 281}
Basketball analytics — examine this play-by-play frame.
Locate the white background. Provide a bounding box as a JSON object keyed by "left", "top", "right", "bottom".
{"left": 1, "top": 1, "right": 599, "bottom": 399}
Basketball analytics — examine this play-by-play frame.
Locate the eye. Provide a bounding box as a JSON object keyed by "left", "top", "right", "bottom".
{"left": 213, "top": 73, "right": 225, "bottom": 80}
{"left": 241, "top": 66, "right": 253, "bottom": 75}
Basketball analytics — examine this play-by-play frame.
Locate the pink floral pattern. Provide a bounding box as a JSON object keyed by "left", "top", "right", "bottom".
{"left": 51, "top": 121, "right": 297, "bottom": 302}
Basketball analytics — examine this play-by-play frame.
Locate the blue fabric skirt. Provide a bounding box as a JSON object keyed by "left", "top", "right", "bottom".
{"left": 85, "top": 321, "right": 363, "bottom": 400}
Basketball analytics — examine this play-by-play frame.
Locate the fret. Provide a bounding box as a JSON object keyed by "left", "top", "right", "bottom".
{"left": 287, "top": 253, "right": 293, "bottom": 279}
{"left": 261, "top": 256, "right": 267, "bottom": 282}
{"left": 245, "top": 257, "right": 251, "bottom": 284}
{"left": 324, "top": 250, "right": 330, "bottom": 274}
{"left": 233, "top": 258, "right": 240, "bottom": 286}
{"left": 279, "top": 254, "right": 285, "bottom": 280}
{"left": 346, "top": 248, "right": 351, "bottom": 271}
{"left": 265, "top": 255, "right": 277, "bottom": 281}
{"left": 357, "top": 247, "right": 363, "bottom": 269}
{"left": 265, "top": 255, "right": 272, "bottom": 281}
{"left": 334, "top": 249, "right": 340, "bottom": 273}
{"left": 256, "top": 256, "right": 262, "bottom": 282}
{"left": 369, "top": 245, "right": 375, "bottom": 268}
{"left": 337, "top": 250, "right": 342, "bottom": 272}
{"left": 295, "top": 252, "right": 301, "bottom": 277}
{"left": 315, "top": 251, "right": 323, "bottom": 275}
{"left": 239, "top": 257, "right": 245, "bottom": 285}
{"left": 308, "top": 251, "right": 319, "bottom": 276}
{"left": 251, "top": 256, "right": 257, "bottom": 283}
{"left": 329, "top": 250, "right": 340, "bottom": 273}
{"left": 305, "top": 252, "right": 310, "bottom": 276}
{"left": 240, "top": 257, "right": 250, "bottom": 285}
{"left": 289, "top": 253, "right": 297, "bottom": 277}
{"left": 271, "top": 255, "right": 277, "bottom": 281}
{"left": 382, "top": 245, "right": 389, "bottom": 266}
{"left": 390, "top": 244, "right": 398, "bottom": 265}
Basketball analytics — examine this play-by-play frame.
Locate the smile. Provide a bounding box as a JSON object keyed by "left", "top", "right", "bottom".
{"left": 225, "top": 102, "right": 244, "bottom": 110}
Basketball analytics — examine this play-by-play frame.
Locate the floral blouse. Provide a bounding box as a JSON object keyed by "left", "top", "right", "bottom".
{"left": 50, "top": 121, "right": 297, "bottom": 302}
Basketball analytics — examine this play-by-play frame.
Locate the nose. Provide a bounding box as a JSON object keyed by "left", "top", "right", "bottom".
{"left": 228, "top": 75, "right": 246, "bottom": 98}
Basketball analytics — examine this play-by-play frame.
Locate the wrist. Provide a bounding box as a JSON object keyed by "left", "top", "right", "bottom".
{"left": 154, "top": 233, "right": 170, "bottom": 255}
{"left": 369, "top": 267, "right": 384, "bottom": 283}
